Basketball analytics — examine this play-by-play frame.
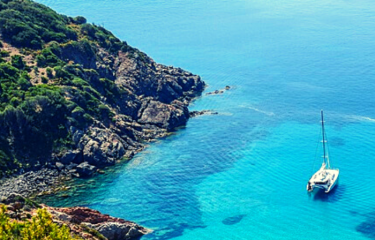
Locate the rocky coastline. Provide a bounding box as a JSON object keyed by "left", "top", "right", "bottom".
{"left": 0, "top": 1, "right": 210, "bottom": 238}
{"left": 1, "top": 193, "right": 151, "bottom": 240}
{"left": 0, "top": 59, "right": 206, "bottom": 198}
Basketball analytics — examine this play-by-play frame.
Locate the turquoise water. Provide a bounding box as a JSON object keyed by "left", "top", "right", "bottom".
{"left": 37, "top": 0, "right": 375, "bottom": 239}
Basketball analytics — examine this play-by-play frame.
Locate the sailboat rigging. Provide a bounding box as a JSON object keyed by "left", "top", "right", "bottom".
{"left": 307, "top": 110, "right": 339, "bottom": 193}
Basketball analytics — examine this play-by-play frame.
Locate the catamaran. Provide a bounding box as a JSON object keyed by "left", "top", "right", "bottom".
{"left": 307, "top": 111, "right": 339, "bottom": 193}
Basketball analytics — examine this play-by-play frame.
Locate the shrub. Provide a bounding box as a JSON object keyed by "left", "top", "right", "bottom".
{"left": 98, "top": 104, "right": 110, "bottom": 115}
{"left": 72, "top": 106, "right": 84, "bottom": 114}
{"left": 0, "top": 205, "right": 80, "bottom": 239}
{"left": 0, "top": 50, "right": 10, "bottom": 57}
{"left": 41, "top": 76, "right": 48, "bottom": 83}
{"left": 73, "top": 16, "right": 86, "bottom": 24}
{"left": 36, "top": 48, "right": 63, "bottom": 67}
{"left": 11, "top": 55, "right": 25, "bottom": 70}
{"left": 17, "top": 78, "right": 31, "bottom": 91}
{"left": 46, "top": 67, "right": 53, "bottom": 78}
{"left": 81, "top": 23, "right": 96, "bottom": 38}
{"left": 54, "top": 66, "right": 72, "bottom": 81}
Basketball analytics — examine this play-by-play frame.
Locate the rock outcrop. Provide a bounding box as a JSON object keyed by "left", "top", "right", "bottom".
{"left": 0, "top": 0, "right": 205, "bottom": 178}
{"left": 205, "top": 86, "right": 231, "bottom": 95}
{"left": 0, "top": 194, "right": 150, "bottom": 240}
{"left": 49, "top": 207, "right": 151, "bottom": 240}
{"left": 59, "top": 50, "right": 205, "bottom": 170}
{"left": 189, "top": 110, "right": 219, "bottom": 117}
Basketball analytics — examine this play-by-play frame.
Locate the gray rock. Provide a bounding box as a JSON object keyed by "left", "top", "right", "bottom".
{"left": 138, "top": 100, "right": 188, "bottom": 130}
{"left": 80, "top": 128, "right": 126, "bottom": 166}
{"left": 84, "top": 222, "right": 149, "bottom": 240}
{"left": 66, "top": 163, "right": 78, "bottom": 170}
{"left": 59, "top": 150, "right": 82, "bottom": 164}
{"left": 55, "top": 162, "right": 65, "bottom": 171}
{"left": 76, "top": 162, "right": 96, "bottom": 177}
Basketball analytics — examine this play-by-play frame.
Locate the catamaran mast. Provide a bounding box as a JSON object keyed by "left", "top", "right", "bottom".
{"left": 321, "top": 110, "right": 329, "bottom": 168}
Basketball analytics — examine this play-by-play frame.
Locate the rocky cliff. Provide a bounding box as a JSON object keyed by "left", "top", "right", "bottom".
{"left": 0, "top": 1, "right": 205, "bottom": 238}
{"left": 0, "top": 0, "right": 205, "bottom": 178}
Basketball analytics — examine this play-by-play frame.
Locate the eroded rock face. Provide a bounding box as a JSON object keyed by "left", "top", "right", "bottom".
{"left": 50, "top": 206, "right": 151, "bottom": 240}
{"left": 59, "top": 50, "right": 205, "bottom": 169}
{"left": 138, "top": 100, "right": 188, "bottom": 130}
{"left": 79, "top": 128, "right": 126, "bottom": 166}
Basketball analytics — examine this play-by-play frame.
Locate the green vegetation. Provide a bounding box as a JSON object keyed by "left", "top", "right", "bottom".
{"left": 0, "top": 0, "right": 135, "bottom": 176}
{"left": 0, "top": 0, "right": 127, "bottom": 51}
{"left": 0, "top": 0, "right": 152, "bottom": 238}
{"left": 0, "top": 205, "right": 80, "bottom": 239}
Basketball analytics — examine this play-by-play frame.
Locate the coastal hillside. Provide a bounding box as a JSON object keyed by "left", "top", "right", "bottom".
{"left": 0, "top": 0, "right": 205, "bottom": 177}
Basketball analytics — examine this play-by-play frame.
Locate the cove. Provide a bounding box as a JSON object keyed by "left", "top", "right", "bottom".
{"left": 36, "top": 0, "right": 375, "bottom": 239}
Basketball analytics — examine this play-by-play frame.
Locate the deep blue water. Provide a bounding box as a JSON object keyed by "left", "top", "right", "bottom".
{"left": 37, "top": 0, "right": 375, "bottom": 239}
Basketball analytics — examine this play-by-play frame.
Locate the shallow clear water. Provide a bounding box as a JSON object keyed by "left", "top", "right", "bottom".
{"left": 37, "top": 0, "right": 375, "bottom": 239}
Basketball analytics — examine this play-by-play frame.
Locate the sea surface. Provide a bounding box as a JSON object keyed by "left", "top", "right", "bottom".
{"left": 36, "top": 0, "right": 375, "bottom": 239}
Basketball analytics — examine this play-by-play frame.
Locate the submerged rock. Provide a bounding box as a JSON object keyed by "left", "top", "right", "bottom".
{"left": 205, "top": 86, "right": 231, "bottom": 95}
{"left": 189, "top": 110, "right": 218, "bottom": 118}
{"left": 222, "top": 214, "right": 246, "bottom": 225}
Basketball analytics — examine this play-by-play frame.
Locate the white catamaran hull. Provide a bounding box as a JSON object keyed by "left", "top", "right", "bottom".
{"left": 325, "top": 169, "right": 339, "bottom": 193}
{"left": 307, "top": 168, "right": 339, "bottom": 193}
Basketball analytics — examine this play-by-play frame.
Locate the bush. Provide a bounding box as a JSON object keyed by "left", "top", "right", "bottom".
{"left": 0, "top": 205, "right": 80, "bottom": 239}
{"left": 73, "top": 16, "right": 86, "bottom": 24}
{"left": 98, "top": 104, "right": 110, "bottom": 116}
{"left": 54, "top": 66, "right": 71, "bottom": 80}
{"left": 81, "top": 23, "right": 96, "bottom": 38}
{"left": 0, "top": 50, "right": 10, "bottom": 57}
{"left": 17, "top": 78, "right": 31, "bottom": 90}
{"left": 11, "top": 55, "right": 25, "bottom": 70}
{"left": 41, "top": 76, "right": 48, "bottom": 83}
{"left": 36, "top": 48, "right": 64, "bottom": 67}
{"left": 46, "top": 67, "right": 53, "bottom": 78}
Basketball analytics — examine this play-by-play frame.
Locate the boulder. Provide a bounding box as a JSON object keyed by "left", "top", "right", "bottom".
{"left": 65, "top": 163, "right": 78, "bottom": 170}
{"left": 59, "top": 150, "right": 82, "bottom": 164}
{"left": 138, "top": 100, "right": 189, "bottom": 130}
{"left": 84, "top": 222, "right": 148, "bottom": 240}
{"left": 55, "top": 162, "right": 65, "bottom": 171}
{"left": 76, "top": 162, "right": 96, "bottom": 177}
{"left": 80, "top": 127, "right": 127, "bottom": 166}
